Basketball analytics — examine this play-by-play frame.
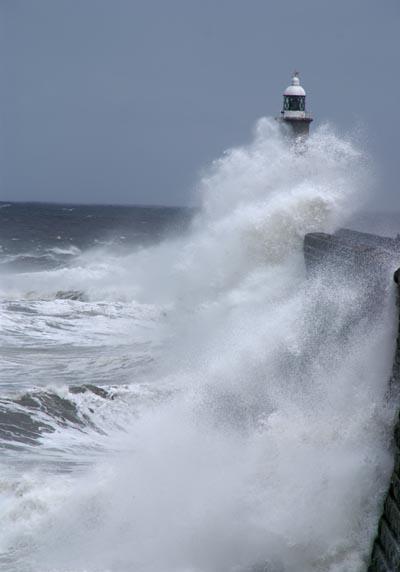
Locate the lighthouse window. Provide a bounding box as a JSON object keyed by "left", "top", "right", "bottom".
{"left": 283, "top": 96, "right": 305, "bottom": 111}
{"left": 283, "top": 96, "right": 290, "bottom": 110}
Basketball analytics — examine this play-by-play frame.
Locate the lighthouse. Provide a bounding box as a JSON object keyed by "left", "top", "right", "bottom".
{"left": 279, "top": 72, "right": 313, "bottom": 136}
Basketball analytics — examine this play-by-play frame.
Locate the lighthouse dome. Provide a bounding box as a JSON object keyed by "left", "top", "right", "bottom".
{"left": 284, "top": 73, "right": 306, "bottom": 96}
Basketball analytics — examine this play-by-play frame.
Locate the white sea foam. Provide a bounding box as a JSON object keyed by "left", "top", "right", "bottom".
{"left": 0, "top": 119, "right": 396, "bottom": 572}
{"left": 47, "top": 245, "right": 82, "bottom": 256}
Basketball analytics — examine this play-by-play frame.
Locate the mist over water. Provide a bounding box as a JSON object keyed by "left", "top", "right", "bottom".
{"left": 0, "top": 119, "right": 397, "bottom": 572}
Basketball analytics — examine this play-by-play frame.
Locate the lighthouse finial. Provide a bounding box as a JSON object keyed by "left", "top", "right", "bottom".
{"left": 292, "top": 71, "right": 300, "bottom": 86}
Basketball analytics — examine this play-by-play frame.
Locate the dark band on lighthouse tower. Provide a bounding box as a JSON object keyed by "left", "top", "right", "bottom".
{"left": 279, "top": 72, "right": 313, "bottom": 136}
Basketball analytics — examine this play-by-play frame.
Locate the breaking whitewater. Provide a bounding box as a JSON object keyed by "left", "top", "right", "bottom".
{"left": 0, "top": 118, "right": 398, "bottom": 572}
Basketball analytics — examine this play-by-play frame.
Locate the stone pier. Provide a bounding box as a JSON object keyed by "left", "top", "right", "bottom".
{"left": 303, "top": 228, "right": 400, "bottom": 572}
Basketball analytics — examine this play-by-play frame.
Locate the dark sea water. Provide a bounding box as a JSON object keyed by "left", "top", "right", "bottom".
{"left": 0, "top": 201, "right": 192, "bottom": 392}
{"left": 0, "top": 201, "right": 196, "bottom": 569}
{"left": 0, "top": 201, "right": 192, "bottom": 272}
{"left": 0, "top": 122, "right": 398, "bottom": 572}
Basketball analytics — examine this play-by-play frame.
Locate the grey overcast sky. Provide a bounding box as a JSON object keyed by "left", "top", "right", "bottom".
{"left": 0, "top": 0, "right": 399, "bottom": 207}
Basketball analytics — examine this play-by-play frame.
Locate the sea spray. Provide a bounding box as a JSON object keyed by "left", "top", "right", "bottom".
{"left": 0, "top": 119, "right": 396, "bottom": 572}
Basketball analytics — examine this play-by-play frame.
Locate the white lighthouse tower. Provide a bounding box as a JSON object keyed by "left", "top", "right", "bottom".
{"left": 279, "top": 72, "right": 313, "bottom": 136}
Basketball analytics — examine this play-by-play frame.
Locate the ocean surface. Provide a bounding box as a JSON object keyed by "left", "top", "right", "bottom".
{"left": 0, "top": 119, "right": 399, "bottom": 572}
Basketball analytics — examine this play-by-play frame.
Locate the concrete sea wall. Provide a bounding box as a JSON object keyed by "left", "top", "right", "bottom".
{"left": 369, "top": 281, "right": 400, "bottom": 572}
{"left": 303, "top": 228, "right": 400, "bottom": 572}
